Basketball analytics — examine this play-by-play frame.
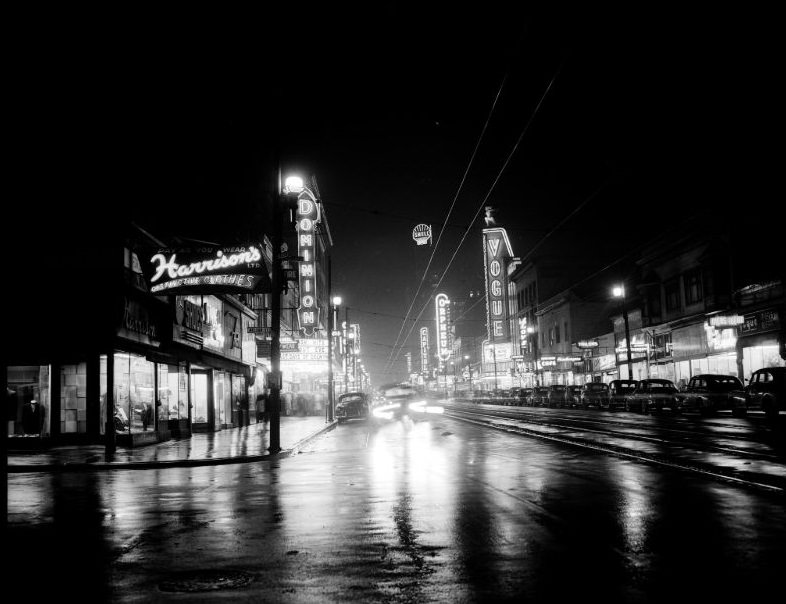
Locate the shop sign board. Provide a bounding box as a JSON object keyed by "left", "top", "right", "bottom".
{"left": 118, "top": 296, "right": 161, "bottom": 346}
{"left": 143, "top": 243, "right": 269, "bottom": 294}
{"left": 281, "top": 339, "right": 328, "bottom": 361}
{"left": 739, "top": 308, "right": 780, "bottom": 336}
{"left": 484, "top": 342, "right": 513, "bottom": 363}
{"left": 482, "top": 226, "right": 513, "bottom": 342}
{"left": 420, "top": 327, "right": 430, "bottom": 374}
{"left": 577, "top": 339, "right": 599, "bottom": 349}
{"left": 412, "top": 224, "right": 432, "bottom": 245}
{"left": 435, "top": 293, "right": 452, "bottom": 361}
{"left": 296, "top": 196, "right": 321, "bottom": 335}
{"left": 256, "top": 340, "right": 271, "bottom": 359}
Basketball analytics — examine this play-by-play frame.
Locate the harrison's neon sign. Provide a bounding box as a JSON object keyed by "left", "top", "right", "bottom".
{"left": 146, "top": 245, "right": 266, "bottom": 294}
{"left": 150, "top": 248, "right": 262, "bottom": 283}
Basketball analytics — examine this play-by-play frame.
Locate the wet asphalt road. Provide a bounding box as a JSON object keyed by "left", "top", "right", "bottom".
{"left": 7, "top": 412, "right": 786, "bottom": 603}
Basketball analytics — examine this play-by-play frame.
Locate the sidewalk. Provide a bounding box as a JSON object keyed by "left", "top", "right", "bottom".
{"left": 7, "top": 416, "right": 335, "bottom": 472}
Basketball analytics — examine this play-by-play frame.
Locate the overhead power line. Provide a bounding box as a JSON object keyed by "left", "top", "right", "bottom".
{"left": 386, "top": 61, "right": 565, "bottom": 374}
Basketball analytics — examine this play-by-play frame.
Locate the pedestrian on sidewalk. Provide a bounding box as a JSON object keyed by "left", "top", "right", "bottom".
{"left": 256, "top": 389, "right": 270, "bottom": 427}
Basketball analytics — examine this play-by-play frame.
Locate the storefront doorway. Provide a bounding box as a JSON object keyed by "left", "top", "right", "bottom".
{"left": 190, "top": 369, "right": 212, "bottom": 432}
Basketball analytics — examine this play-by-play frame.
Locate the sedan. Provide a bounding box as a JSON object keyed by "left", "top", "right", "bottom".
{"left": 677, "top": 374, "right": 744, "bottom": 416}
{"left": 563, "top": 385, "right": 583, "bottom": 408}
{"left": 546, "top": 385, "right": 567, "bottom": 408}
{"left": 736, "top": 367, "right": 786, "bottom": 421}
{"left": 625, "top": 379, "right": 680, "bottom": 414}
{"left": 580, "top": 382, "right": 611, "bottom": 410}
{"left": 608, "top": 379, "right": 638, "bottom": 410}
{"left": 335, "top": 392, "right": 370, "bottom": 422}
{"left": 530, "top": 386, "right": 551, "bottom": 407}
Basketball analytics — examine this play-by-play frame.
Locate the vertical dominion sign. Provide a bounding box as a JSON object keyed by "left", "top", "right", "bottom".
{"left": 296, "top": 195, "right": 321, "bottom": 335}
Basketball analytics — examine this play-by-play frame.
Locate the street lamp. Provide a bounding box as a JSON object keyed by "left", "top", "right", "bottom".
{"left": 268, "top": 172, "right": 304, "bottom": 453}
{"left": 327, "top": 295, "right": 342, "bottom": 422}
{"left": 612, "top": 284, "right": 633, "bottom": 380}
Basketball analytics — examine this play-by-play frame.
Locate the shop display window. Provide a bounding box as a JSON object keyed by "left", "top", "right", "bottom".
{"left": 742, "top": 344, "right": 786, "bottom": 379}
{"left": 112, "top": 352, "right": 155, "bottom": 433}
{"left": 7, "top": 365, "right": 50, "bottom": 438}
{"left": 161, "top": 364, "right": 187, "bottom": 421}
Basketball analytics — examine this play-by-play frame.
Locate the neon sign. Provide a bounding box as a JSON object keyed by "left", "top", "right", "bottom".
{"left": 145, "top": 245, "right": 266, "bottom": 294}
{"left": 412, "top": 224, "right": 432, "bottom": 246}
{"left": 435, "top": 293, "right": 452, "bottom": 361}
{"left": 296, "top": 195, "right": 321, "bottom": 335}
{"left": 482, "top": 226, "right": 513, "bottom": 342}
{"left": 420, "top": 327, "right": 430, "bottom": 374}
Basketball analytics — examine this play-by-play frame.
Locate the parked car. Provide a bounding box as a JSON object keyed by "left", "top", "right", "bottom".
{"left": 580, "top": 382, "right": 611, "bottom": 410}
{"left": 563, "top": 385, "right": 583, "bottom": 408}
{"left": 335, "top": 392, "right": 370, "bottom": 422}
{"left": 677, "top": 374, "right": 744, "bottom": 415}
{"left": 608, "top": 379, "right": 638, "bottom": 410}
{"left": 516, "top": 387, "right": 533, "bottom": 406}
{"left": 735, "top": 367, "right": 786, "bottom": 421}
{"left": 530, "top": 386, "right": 551, "bottom": 407}
{"left": 545, "top": 385, "right": 567, "bottom": 408}
{"left": 625, "top": 379, "right": 680, "bottom": 414}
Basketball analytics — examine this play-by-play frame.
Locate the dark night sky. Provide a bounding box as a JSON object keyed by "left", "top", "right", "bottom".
{"left": 8, "top": 4, "right": 779, "bottom": 384}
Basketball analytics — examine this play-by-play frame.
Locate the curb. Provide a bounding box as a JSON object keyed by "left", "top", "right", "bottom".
{"left": 8, "top": 420, "right": 338, "bottom": 474}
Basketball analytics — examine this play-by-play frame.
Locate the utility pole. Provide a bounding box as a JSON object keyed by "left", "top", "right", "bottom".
{"left": 268, "top": 167, "right": 289, "bottom": 455}
{"left": 326, "top": 257, "right": 334, "bottom": 422}
{"left": 344, "top": 307, "right": 349, "bottom": 393}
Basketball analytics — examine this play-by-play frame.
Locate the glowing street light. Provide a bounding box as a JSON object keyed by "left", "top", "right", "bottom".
{"left": 283, "top": 175, "right": 305, "bottom": 194}
{"left": 612, "top": 284, "right": 633, "bottom": 380}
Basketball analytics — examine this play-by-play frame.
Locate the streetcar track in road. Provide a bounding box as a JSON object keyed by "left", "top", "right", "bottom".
{"left": 453, "top": 402, "right": 761, "bottom": 440}
{"left": 442, "top": 409, "right": 786, "bottom": 494}
{"left": 445, "top": 404, "right": 782, "bottom": 461}
{"left": 456, "top": 403, "right": 763, "bottom": 442}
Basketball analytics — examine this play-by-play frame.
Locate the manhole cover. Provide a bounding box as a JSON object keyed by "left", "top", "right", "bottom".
{"left": 159, "top": 569, "right": 254, "bottom": 593}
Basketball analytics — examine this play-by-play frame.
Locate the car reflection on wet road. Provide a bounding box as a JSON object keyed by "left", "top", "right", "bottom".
{"left": 7, "top": 412, "right": 786, "bottom": 602}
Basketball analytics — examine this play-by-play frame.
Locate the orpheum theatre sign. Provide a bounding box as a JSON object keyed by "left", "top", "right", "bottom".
{"left": 144, "top": 244, "right": 268, "bottom": 295}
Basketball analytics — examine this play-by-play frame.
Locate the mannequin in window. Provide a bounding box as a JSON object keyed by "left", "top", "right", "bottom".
{"left": 22, "top": 398, "right": 43, "bottom": 435}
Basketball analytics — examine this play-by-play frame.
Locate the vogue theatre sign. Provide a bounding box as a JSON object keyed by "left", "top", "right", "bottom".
{"left": 482, "top": 226, "right": 513, "bottom": 342}
{"left": 144, "top": 244, "right": 268, "bottom": 295}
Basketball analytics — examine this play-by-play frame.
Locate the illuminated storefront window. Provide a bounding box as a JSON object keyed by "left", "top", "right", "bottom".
{"left": 160, "top": 363, "right": 188, "bottom": 421}
{"left": 7, "top": 365, "right": 51, "bottom": 438}
{"left": 103, "top": 352, "right": 155, "bottom": 434}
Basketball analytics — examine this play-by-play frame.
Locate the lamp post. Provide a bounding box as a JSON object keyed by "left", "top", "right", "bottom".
{"left": 267, "top": 174, "right": 301, "bottom": 453}
{"left": 328, "top": 295, "right": 341, "bottom": 422}
{"left": 344, "top": 308, "right": 350, "bottom": 393}
{"left": 612, "top": 284, "right": 633, "bottom": 380}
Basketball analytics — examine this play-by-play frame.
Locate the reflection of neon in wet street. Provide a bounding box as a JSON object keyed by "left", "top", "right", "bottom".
{"left": 612, "top": 462, "right": 652, "bottom": 554}
{"left": 409, "top": 401, "right": 445, "bottom": 414}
